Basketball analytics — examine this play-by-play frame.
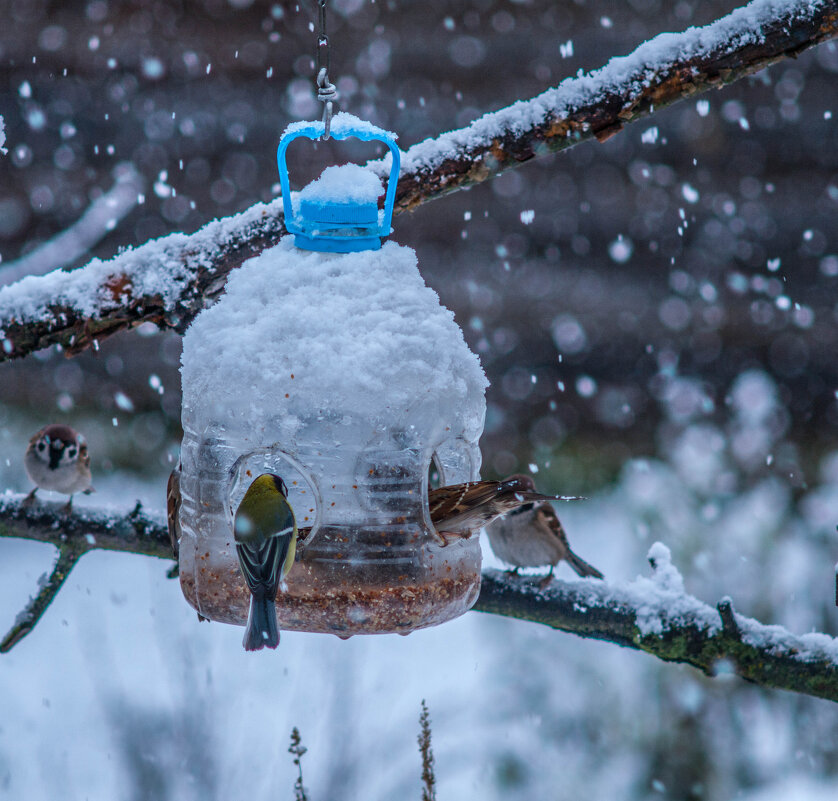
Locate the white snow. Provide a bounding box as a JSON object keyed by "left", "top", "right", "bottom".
{"left": 298, "top": 163, "right": 383, "bottom": 205}
{"left": 0, "top": 195, "right": 285, "bottom": 330}
{"left": 181, "top": 238, "right": 488, "bottom": 436}
{"left": 0, "top": 115, "right": 6, "bottom": 155}
{"left": 380, "top": 0, "right": 824, "bottom": 176}
{"left": 0, "top": 0, "right": 821, "bottom": 343}
{"left": 492, "top": 539, "right": 838, "bottom": 665}
{"left": 284, "top": 111, "right": 397, "bottom": 143}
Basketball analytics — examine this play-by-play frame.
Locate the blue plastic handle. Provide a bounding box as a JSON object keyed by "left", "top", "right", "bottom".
{"left": 277, "top": 115, "right": 401, "bottom": 241}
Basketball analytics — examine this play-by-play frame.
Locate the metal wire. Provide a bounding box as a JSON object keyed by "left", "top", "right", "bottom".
{"left": 315, "top": 0, "right": 338, "bottom": 139}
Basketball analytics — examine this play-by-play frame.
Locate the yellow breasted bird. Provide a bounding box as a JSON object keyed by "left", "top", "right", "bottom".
{"left": 234, "top": 473, "right": 297, "bottom": 651}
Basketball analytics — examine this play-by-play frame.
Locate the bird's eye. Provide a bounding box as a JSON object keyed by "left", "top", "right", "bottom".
{"left": 68, "top": 448, "right": 77, "bottom": 458}
{"left": 37, "top": 442, "right": 46, "bottom": 452}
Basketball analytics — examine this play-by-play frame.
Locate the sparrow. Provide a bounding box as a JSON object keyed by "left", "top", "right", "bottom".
{"left": 23, "top": 424, "right": 94, "bottom": 512}
{"left": 234, "top": 473, "right": 298, "bottom": 651}
{"left": 166, "top": 461, "right": 209, "bottom": 622}
{"left": 485, "top": 474, "right": 602, "bottom": 587}
{"left": 166, "top": 461, "right": 181, "bottom": 560}
{"left": 427, "top": 474, "right": 584, "bottom": 546}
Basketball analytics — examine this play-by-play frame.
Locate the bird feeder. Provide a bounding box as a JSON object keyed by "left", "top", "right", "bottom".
{"left": 177, "top": 113, "right": 488, "bottom": 637}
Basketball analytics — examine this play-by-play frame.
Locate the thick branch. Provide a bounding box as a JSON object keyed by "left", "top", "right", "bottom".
{"left": 1, "top": 0, "right": 836, "bottom": 363}
{"left": 474, "top": 569, "right": 838, "bottom": 703}
{"left": 0, "top": 494, "right": 172, "bottom": 560}
{"left": 2, "top": 495, "right": 838, "bottom": 707}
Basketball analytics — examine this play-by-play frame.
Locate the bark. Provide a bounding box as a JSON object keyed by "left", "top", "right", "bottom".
{"left": 2, "top": 494, "right": 837, "bottom": 707}
{"left": 1, "top": 0, "right": 836, "bottom": 363}
{"left": 474, "top": 572, "right": 838, "bottom": 704}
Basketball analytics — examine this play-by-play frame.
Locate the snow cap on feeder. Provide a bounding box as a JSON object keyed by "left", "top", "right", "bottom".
{"left": 277, "top": 112, "right": 400, "bottom": 253}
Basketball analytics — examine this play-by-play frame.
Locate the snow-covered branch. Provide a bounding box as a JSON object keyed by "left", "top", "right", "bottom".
{"left": 475, "top": 547, "right": 838, "bottom": 704}
{"left": 0, "top": 0, "right": 836, "bottom": 363}
{"left": 2, "top": 494, "right": 837, "bottom": 706}
{"left": 0, "top": 493, "right": 172, "bottom": 652}
{"left": 0, "top": 163, "right": 145, "bottom": 287}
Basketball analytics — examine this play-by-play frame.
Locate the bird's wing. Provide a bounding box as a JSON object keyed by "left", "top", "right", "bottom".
{"left": 533, "top": 503, "right": 571, "bottom": 548}
{"left": 430, "top": 477, "right": 564, "bottom": 533}
{"left": 236, "top": 531, "right": 293, "bottom": 597}
{"left": 166, "top": 466, "right": 181, "bottom": 558}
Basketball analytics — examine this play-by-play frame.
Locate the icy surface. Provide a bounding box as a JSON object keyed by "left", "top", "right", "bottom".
{"left": 181, "top": 238, "right": 488, "bottom": 436}
{"left": 298, "top": 164, "right": 383, "bottom": 205}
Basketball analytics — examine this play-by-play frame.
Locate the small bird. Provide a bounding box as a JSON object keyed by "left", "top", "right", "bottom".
{"left": 485, "top": 474, "right": 602, "bottom": 587}
{"left": 24, "top": 424, "right": 94, "bottom": 512}
{"left": 166, "top": 462, "right": 182, "bottom": 560}
{"left": 427, "top": 474, "right": 583, "bottom": 546}
{"left": 234, "top": 473, "right": 298, "bottom": 651}
{"left": 167, "top": 461, "right": 209, "bottom": 623}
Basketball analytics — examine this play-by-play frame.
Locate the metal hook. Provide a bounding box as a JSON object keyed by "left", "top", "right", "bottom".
{"left": 317, "top": 66, "right": 338, "bottom": 140}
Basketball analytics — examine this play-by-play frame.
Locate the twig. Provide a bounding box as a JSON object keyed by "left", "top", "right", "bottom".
{"left": 0, "top": 162, "right": 144, "bottom": 286}
{"left": 0, "top": 493, "right": 173, "bottom": 652}
{"left": 288, "top": 727, "right": 309, "bottom": 801}
{"left": 418, "top": 700, "right": 436, "bottom": 801}
{"left": 1, "top": 0, "right": 836, "bottom": 363}
{"left": 717, "top": 596, "right": 742, "bottom": 640}
{"left": 0, "top": 542, "right": 85, "bottom": 652}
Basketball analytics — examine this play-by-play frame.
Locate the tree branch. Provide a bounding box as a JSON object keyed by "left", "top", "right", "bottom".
{"left": 2, "top": 495, "right": 837, "bottom": 707}
{"left": 0, "top": 542, "right": 84, "bottom": 653}
{"left": 474, "top": 568, "right": 838, "bottom": 704}
{"left": 1, "top": 0, "right": 836, "bottom": 363}
{"left": 0, "top": 494, "right": 173, "bottom": 651}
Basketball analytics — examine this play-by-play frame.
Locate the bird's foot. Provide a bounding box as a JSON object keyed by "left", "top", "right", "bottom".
{"left": 538, "top": 565, "right": 555, "bottom": 590}
{"left": 21, "top": 489, "right": 37, "bottom": 508}
{"left": 538, "top": 568, "right": 555, "bottom": 590}
{"left": 61, "top": 498, "right": 73, "bottom": 515}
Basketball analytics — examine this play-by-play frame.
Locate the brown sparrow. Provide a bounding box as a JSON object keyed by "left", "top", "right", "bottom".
{"left": 485, "top": 474, "right": 602, "bottom": 587}
{"left": 24, "top": 424, "right": 94, "bottom": 512}
{"left": 167, "top": 461, "right": 209, "bottom": 622}
{"left": 167, "top": 462, "right": 181, "bottom": 559}
{"left": 427, "top": 474, "right": 584, "bottom": 546}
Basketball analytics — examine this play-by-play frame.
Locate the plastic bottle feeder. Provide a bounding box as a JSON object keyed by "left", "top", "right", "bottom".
{"left": 177, "top": 113, "right": 488, "bottom": 636}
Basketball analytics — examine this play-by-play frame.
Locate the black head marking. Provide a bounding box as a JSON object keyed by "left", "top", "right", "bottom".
{"left": 271, "top": 474, "right": 288, "bottom": 498}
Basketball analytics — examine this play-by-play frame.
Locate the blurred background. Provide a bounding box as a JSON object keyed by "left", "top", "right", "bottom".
{"left": 2, "top": 0, "right": 838, "bottom": 799}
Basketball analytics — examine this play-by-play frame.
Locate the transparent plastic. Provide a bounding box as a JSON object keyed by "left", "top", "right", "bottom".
{"left": 178, "top": 406, "right": 483, "bottom": 636}
{"left": 178, "top": 115, "right": 486, "bottom": 636}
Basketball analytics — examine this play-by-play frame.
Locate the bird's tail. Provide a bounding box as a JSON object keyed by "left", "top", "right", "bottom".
{"left": 243, "top": 594, "right": 280, "bottom": 651}
{"left": 565, "top": 550, "right": 604, "bottom": 580}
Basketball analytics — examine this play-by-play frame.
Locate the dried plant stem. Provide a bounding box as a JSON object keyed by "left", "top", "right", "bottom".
{"left": 288, "top": 727, "right": 309, "bottom": 801}
{"left": 418, "top": 700, "right": 436, "bottom": 801}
